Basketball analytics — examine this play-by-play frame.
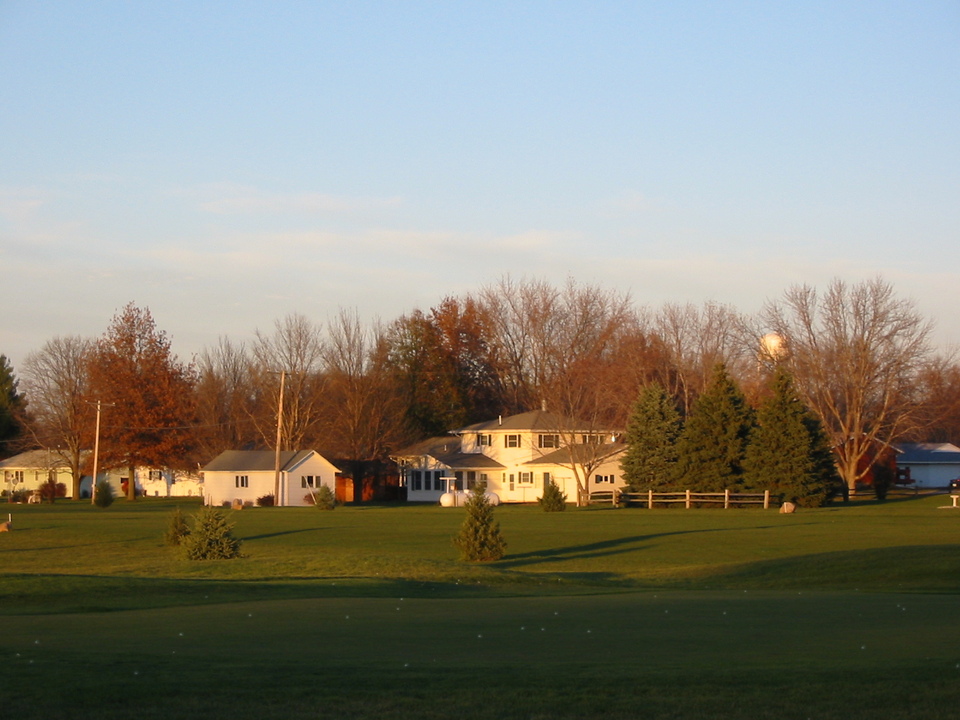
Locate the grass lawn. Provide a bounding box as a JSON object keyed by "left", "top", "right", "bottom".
{"left": 2, "top": 492, "right": 959, "bottom": 718}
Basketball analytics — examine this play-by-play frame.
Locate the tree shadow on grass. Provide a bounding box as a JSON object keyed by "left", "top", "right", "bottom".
{"left": 242, "top": 528, "right": 326, "bottom": 541}
{"left": 496, "top": 528, "right": 730, "bottom": 569}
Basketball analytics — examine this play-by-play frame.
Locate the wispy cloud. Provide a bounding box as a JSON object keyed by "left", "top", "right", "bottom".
{"left": 599, "top": 190, "right": 671, "bottom": 217}
{"left": 195, "top": 185, "right": 403, "bottom": 216}
{"left": 0, "top": 186, "right": 46, "bottom": 223}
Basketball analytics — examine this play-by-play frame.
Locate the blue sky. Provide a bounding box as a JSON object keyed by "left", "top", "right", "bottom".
{"left": 2, "top": 1, "right": 958, "bottom": 369}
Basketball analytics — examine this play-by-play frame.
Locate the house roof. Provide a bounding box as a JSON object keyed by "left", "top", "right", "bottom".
{"left": 0, "top": 449, "right": 78, "bottom": 470}
{"left": 392, "top": 436, "right": 459, "bottom": 458}
{"left": 454, "top": 410, "right": 612, "bottom": 434}
{"left": 894, "top": 443, "right": 960, "bottom": 465}
{"left": 525, "top": 443, "right": 625, "bottom": 466}
{"left": 390, "top": 437, "right": 504, "bottom": 470}
{"left": 202, "top": 450, "right": 320, "bottom": 473}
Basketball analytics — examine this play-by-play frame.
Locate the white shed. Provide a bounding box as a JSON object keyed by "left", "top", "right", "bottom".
{"left": 202, "top": 450, "right": 340, "bottom": 507}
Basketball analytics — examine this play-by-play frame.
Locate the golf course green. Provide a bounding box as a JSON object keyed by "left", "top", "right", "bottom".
{"left": 2, "top": 493, "right": 958, "bottom": 719}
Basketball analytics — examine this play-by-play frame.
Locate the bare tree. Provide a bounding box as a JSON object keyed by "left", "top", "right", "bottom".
{"left": 652, "top": 301, "right": 753, "bottom": 416}
{"left": 477, "top": 276, "right": 560, "bottom": 413}
{"left": 324, "top": 309, "right": 406, "bottom": 501}
{"left": 251, "top": 313, "right": 328, "bottom": 451}
{"left": 20, "top": 336, "right": 94, "bottom": 498}
{"left": 478, "top": 276, "right": 634, "bottom": 415}
{"left": 763, "top": 278, "right": 933, "bottom": 496}
{"left": 910, "top": 354, "right": 960, "bottom": 443}
{"left": 194, "top": 337, "right": 258, "bottom": 459}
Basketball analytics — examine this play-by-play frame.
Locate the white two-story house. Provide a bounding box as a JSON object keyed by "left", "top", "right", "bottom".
{"left": 393, "top": 410, "right": 626, "bottom": 505}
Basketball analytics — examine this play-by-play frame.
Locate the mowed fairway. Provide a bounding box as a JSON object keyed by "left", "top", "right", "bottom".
{"left": 2, "top": 494, "right": 960, "bottom": 719}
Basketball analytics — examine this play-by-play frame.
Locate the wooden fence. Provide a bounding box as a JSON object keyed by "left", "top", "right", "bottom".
{"left": 588, "top": 488, "right": 771, "bottom": 509}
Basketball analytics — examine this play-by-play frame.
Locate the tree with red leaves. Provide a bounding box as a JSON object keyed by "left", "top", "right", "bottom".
{"left": 87, "top": 304, "right": 196, "bottom": 500}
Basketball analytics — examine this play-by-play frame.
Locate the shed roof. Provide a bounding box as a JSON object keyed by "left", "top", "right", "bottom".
{"left": 894, "top": 443, "right": 960, "bottom": 465}
{"left": 202, "top": 450, "right": 319, "bottom": 473}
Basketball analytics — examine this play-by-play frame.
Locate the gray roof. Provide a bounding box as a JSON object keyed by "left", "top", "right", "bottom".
{"left": 525, "top": 443, "right": 625, "bottom": 466}
{"left": 894, "top": 443, "right": 960, "bottom": 465}
{"left": 455, "top": 410, "right": 612, "bottom": 434}
{"left": 202, "top": 450, "right": 317, "bottom": 473}
{"left": 390, "top": 437, "right": 504, "bottom": 470}
{"left": 0, "top": 449, "right": 80, "bottom": 469}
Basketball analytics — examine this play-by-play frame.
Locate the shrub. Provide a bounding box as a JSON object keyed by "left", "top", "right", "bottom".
{"left": 9, "top": 488, "right": 31, "bottom": 503}
{"left": 453, "top": 483, "right": 506, "bottom": 562}
{"left": 39, "top": 480, "right": 67, "bottom": 503}
{"left": 256, "top": 494, "right": 274, "bottom": 507}
{"left": 538, "top": 479, "right": 567, "bottom": 512}
{"left": 93, "top": 481, "right": 115, "bottom": 508}
{"left": 164, "top": 506, "right": 190, "bottom": 546}
{"left": 181, "top": 507, "right": 242, "bottom": 561}
{"left": 309, "top": 485, "right": 336, "bottom": 510}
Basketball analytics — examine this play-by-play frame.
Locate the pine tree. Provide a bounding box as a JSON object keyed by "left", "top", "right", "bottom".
{"left": 743, "top": 369, "right": 838, "bottom": 506}
{"left": 0, "top": 355, "right": 25, "bottom": 458}
{"left": 164, "top": 506, "right": 191, "bottom": 546}
{"left": 673, "top": 363, "right": 754, "bottom": 491}
{"left": 538, "top": 478, "right": 567, "bottom": 511}
{"left": 620, "top": 382, "right": 683, "bottom": 491}
{"left": 452, "top": 483, "right": 506, "bottom": 561}
{"left": 182, "top": 507, "right": 242, "bottom": 560}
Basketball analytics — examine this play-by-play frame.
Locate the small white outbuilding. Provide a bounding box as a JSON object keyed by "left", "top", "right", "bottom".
{"left": 202, "top": 450, "right": 340, "bottom": 507}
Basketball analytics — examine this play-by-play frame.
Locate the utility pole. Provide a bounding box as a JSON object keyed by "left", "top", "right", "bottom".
{"left": 89, "top": 400, "right": 113, "bottom": 505}
{"left": 273, "top": 370, "right": 286, "bottom": 506}
{"left": 90, "top": 400, "right": 103, "bottom": 505}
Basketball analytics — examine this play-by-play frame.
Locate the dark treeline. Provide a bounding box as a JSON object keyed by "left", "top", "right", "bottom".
{"left": 4, "top": 276, "right": 960, "bottom": 499}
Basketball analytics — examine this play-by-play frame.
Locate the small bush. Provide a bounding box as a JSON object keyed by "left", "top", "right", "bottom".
{"left": 538, "top": 479, "right": 567, "bottom": 512}
{"left": 256, "top": 494, "right": 274, "bottom": 507}
{"left": 9, "top": 488, "right": 31, "bottom": 503}
{"left": 181, "top": 507, "right": 242, "bottom": 561}
{"left": 164, "top": 506, "right": 190, "bottom": 546}
{"left": 453, "top": 483, "right": 506, "bottom": 562}
{"left": 93, "top": 481, "right": 115, "bottom": 508}
{"left": 308, "top": 485, "right": 336, "bottom": 510}
{"left": 39, "top": 480, "right": 67, "bottom": 503}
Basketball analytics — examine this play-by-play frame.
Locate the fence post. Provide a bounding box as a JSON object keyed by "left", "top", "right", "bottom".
{"left": 685, "top": 489, "right": 691, "bottom": 509}
{"left": 764, "top": 489, "right": 770, "bottom": 509}
{"left": 724, "top": 488, "right": 730, "bottom": 509}
{"left": 648, "top": 489, "right": 653, "bottom": 509}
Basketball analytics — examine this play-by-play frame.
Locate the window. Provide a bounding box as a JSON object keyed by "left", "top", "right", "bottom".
{"left": 594, "top": 474, "right": 615, "bottom": 484}
{"left": 301, "top": 475, "right": 315, "bottom": 488}
{"left": 235, "top": 475, "right": 249, "bottom": 488}
{"left": 149, "top": 469, "right": 162, "bottom": 481}
{"left": 477, "top": 433, "right": 492, "bottom": 446}
{"left": 543, "top": 471, "right": 552, "bottom": 485}
{"left": 519, "top": 472, "right": 533, "bottom": 485}
{"left": 505, "top": 434, "right": 520, "bottom": 448}
{"left": 412, "top": 470, "right": 422, "bottom": 491}
{"left": 466, "top": 471, "right": 476, "bottom": 490}
{"left": 538, "top": 434, "right": 560, "bottom": 449}
{"left": 12, "top": 470, "right": 23, "bottom": 483}
{"left": 581, "top": 434, "right": 603, "bottom": 444}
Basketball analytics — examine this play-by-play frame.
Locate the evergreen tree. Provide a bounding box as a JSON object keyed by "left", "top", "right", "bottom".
{"left": 164, "top": 506, "right": 191, "bottom": 546}
{"left": 452, "top": 483, "right": 506, "bottom": 561}
{"left": 673, "top": 363, "right": 754, "bottom": 491}
{"left": 620, "top": 382, "right": 683, "bottom": 491}
{"left": 0, "top": 355, "right": 25, "bottom": 458}
{"left": 182, "top": 507, "right": 242, "bottom": 560}
{"left": 537, "top": 478, "right": 567, "bottom": 511}
{"left": 743, "top": 369, "right": 838, "bottom": 506}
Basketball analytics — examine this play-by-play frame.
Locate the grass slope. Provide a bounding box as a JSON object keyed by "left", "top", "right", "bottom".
{"left": 2, "top": 494, "right": 959, "bottom": 718}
